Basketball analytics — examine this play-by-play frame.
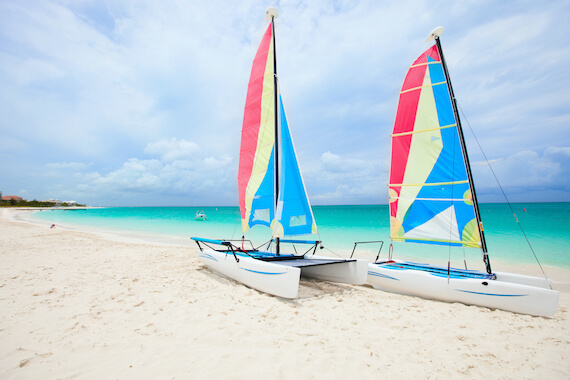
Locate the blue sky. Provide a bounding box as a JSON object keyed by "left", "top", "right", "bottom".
{"left": 1, "top": 0, "right": 569, "bottom": 206}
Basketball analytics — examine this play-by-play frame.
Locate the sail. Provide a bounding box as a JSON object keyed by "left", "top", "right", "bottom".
{"left": 389, "top": 45, "right": 481, "bottom": 248}
{"left": 272, "top": 93, "right": 318, "bottom": 238}
{"left": 238, "top": 24, "right": 276, "bottom": 233}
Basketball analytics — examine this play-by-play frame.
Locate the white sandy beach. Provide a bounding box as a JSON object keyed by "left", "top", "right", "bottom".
{"left": 1, "top": 208, "right": 569, "bottom": 379}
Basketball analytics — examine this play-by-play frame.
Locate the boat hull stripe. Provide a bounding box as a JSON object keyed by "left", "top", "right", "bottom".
{"left": 198, "top": 253, "right": 218, "bottom": 262}
{"left": 240, "top": 267, "right": 288, "bottom": 275}
{"left": 368, "top": 271, "right": 399, "bottom": 281}
{"left": 454, "top": 289, "right": 529, "bottom": 297}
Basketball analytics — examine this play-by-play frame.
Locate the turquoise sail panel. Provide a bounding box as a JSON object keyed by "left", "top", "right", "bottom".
{"left": 272, "top": 94, "right": 317, "bottom": 237}
{"left": 248, "top": 147, "right": 275, "bottom": 229}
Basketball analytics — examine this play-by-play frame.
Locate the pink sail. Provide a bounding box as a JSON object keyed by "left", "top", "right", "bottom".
{"left": 237, "top": 24, "right": 276, "bottom": 233}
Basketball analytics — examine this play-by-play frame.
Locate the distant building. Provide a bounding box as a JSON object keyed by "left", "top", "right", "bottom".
{"left": 44, "top": 199, "right": 61, "bottom": 206}
{"left": 65, "top": 200, "right": 77, "bottom": 206}
{"left": 2, "top": 195, "right": 23, "bottom": 202}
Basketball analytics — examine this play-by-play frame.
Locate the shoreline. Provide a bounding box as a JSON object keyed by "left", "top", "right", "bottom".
{"left": 8, "top": 208, "right": 197, "bottom": 248}
{"left": 11, "top": 208, "right": 570, "bottom": 288}
{"left": 1, "top": 208, "right": 569, "bottom": 378}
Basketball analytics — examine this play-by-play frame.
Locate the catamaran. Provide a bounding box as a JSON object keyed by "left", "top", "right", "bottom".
{"left": 364, "top": 27, "right": 559, "bottom": 317}
{"left": 195, "top": 211, "right": 207, "bottom": 221}
{"left": 192, "top": 8, "right": 367, "bottom": 299}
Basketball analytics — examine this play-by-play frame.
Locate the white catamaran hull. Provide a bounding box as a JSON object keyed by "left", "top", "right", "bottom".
{"left": 367, "top": 260, "right": 559, "bottom": 317}
{"left": 198, "top": 249, "right": 367, "bottom": 299}
{"left": 300, "top": 259, "right": 368, "bottom": 285}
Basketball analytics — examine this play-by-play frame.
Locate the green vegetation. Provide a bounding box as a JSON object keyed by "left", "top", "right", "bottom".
{"left": 0, "top": 199, "right": 86, "bottom": 208}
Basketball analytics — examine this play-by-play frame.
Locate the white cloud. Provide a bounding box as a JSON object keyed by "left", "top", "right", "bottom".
{"left": 306, "top": 151, "right": 384, "bottom": 204}
{"left": 321, "top": 151, "right": 369, "bottom": 174}
{"left": 473, "top": 147, "right": 570, "bottom": 200}
{"left": 144, "top": 138, "right": 199, "bottom": 162}
{"left": 45, "top": 162, "right": 91, "bottom": 170}
{"left": 1, "top": 0, "right": 569, "bottom": 205}
{"left": 66, "top": 144, "right": 235, "bottom": 205}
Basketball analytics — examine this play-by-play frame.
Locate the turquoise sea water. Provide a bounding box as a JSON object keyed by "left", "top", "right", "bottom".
{"left": 32, "top": 203, "right": 570, "bottom": 270}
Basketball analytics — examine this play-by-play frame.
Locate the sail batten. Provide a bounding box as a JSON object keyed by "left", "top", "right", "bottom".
{"left": 392, "top": 124, "right": 456, "bottom": 137}
{"left": 390, "top": 197, "right": 473, "bottom": 203}
{"left": 389, "top": 44, "right": 482, "bottom": 249}
{"left": 410, "top": 60, "right": 441, "bottom": 68}
{"left": 400, "top": 81, "right": 447, "bottom": 95}
{"left": 390, "top": 180, "right": 469, "bottom": 187}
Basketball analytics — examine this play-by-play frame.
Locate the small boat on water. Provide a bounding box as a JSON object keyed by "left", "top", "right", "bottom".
{"left": 362, "top": 26, "right": 559, "bottom": 317}
{"left": 195, "top": 211, "right": 207, "bottom": 221}
{"left": 192, "top": 8, "right": 367, "bottom": 299}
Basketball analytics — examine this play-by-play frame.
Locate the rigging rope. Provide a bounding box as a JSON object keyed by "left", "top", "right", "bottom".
{"left": 230, "top": 218, "right": 240, "bottom": 241}
{"left": 457, "top": 105, "right": 551, "bottom": 285}
{"left": 320, "top": 245, "right": 346, "bottom": 259}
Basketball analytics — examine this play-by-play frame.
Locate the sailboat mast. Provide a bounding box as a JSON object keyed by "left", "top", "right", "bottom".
{"left": 433, "top": 35, "right": 491, "bottom": 274}
{"left": 271, "top": 16, "right": 279, "bottom": 198}
{"left": 270, "top": 12, "right": 280, "bottom": 255}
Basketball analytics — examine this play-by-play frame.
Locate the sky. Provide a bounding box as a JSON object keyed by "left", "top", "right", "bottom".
{"left": 1, "top": 0, "right": 569, "bottom": 207}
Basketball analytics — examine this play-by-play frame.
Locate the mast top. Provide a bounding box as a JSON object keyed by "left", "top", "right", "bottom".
{"left": 425, "top": 26, "right": 444, "bottom": 42}
{"left": 266, "top": 7, "right": 278, "bottom": 21}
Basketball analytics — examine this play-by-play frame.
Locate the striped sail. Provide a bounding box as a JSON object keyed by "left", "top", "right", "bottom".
{"left": 272, "top": 93, "right": 317, "bottom": 238}
{"left": 238, "top": 24, "right": 276, "bottom": 233}
{"left": 389, "top": 45, "right": 481, "bottom": 248}
{"left": 238, "top": 22, "right": 317, "bottom": 238}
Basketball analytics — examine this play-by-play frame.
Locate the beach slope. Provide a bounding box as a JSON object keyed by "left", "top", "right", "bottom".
{"left": 1, "top": 209, "right": 569, "bottom": 378}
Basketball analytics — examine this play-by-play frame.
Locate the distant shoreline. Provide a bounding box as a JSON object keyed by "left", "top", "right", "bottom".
{"left": 2, "top": 201, "right": 568, "bottom": 209}
{"left": 5, "top": 208, "right": 194, "bottom": 248}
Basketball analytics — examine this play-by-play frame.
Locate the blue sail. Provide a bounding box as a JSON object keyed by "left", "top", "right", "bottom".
{"left": 272, "top": 94, "right": 317, "bottom": 237}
